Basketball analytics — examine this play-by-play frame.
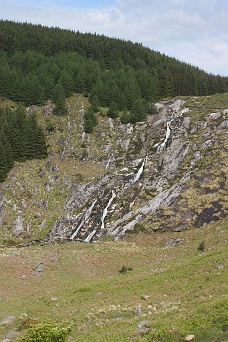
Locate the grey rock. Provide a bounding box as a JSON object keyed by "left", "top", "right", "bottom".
{"left": 137, "top": 320, "right": 151, "bottom": 329}
{"left": 5, "top": 330, "right": 19, "bottom": 339}
{"left": 141, "top": 294, "right": 150, "bottom": 301}
{"left": 12, "top": 216, "right": 24, "bottom": 237}
{"left": 134, "top": 320, "right": 151, "bottom": 336}
{"left": 206, "top": 112, "right": 221, "bottom": 121}
{"left": 33, "top": 262, "right": 44, "bottom": 272}
{"left": 0, "top": 316, "right": 16, "bottom": 324}
{"left": 134, "top": 307, "right": 142, "bottom": 315}
{"left": 164, "top": 238, "right": 183, "bottom": 247}
{"left": 217, "top": 119, "right": 228, "bottom": 129}
{"left": 202, "top": 139, "right": 213, "bottom": 150}
{"left": 50, "top": 256, "right": 58, "bottom": 262}
{"left": 50, "top": 297, "right": 58, "bottom": 301}
{"left": 40, "top": 200, "right": 47, "bottom": 210}
{"left": 38, "top": 219, "right": 46, "bottom": 231}
{"left": 217, "top": 264, "right": 224, "bottom": 269}
{"left": 173, "top": 225, "right": 188, "bottom": 232}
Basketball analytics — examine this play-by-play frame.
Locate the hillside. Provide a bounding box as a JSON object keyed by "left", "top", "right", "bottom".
{"left": 0, "top": 92, "right": 227, "bottom": 342}
{"left": 0, "top": 20, "right": 228, "bottom": 342}
{"left": 0, "top": 92, "right": 227, "bottom": 246}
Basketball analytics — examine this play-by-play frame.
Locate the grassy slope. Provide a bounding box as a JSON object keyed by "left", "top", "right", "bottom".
{"left": 0, "top": 218, "right": 227, "bottom": 341}
{"left": 0, "top": 93, "right": 228, "bottom": 341}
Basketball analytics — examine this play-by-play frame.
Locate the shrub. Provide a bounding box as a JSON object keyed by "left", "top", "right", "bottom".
{"left": 16, "top": 319, "right": 73, "bottom": 342}
{"left": 119, "top": 265, "right": 133, "bottom": 274}
{"left": 197, "top": 241, "right": 205, "bottom": 252}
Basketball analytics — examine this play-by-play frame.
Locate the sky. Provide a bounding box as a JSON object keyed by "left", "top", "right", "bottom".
{"left": 1, "top": 0, "right": 228, "bottom": 76}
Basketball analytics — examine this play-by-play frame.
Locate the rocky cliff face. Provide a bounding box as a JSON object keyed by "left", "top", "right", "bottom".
{"left": 0, "top": 94, "right": 227, "bottom": 245}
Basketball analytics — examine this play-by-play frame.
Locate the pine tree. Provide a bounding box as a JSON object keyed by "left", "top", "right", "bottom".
{"left": 0, "top": 132, "right": 14, "bottom": 182}
{"left": 0, "top": 109, "right": 14, "bottom": 182}
{"left": 84, "top": 107, "right": 97, "bottom": 133}
{"left": 107, "top": 101, "right": 118, "bottom": 118}
{"left": 129, "top": 99, "right": 148, "bottom": 124}
{"left": 53, "top": 94, "right": 68, "bottom": 116}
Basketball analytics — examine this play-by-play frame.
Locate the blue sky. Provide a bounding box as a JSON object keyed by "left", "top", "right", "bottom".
{"left": 1, "top": 0, "right": 228, "bottom": 76}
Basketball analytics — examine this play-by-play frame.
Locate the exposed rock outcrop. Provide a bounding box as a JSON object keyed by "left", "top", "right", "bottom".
{"left": 1, "top": 94, "right": 227, "bottom": 244}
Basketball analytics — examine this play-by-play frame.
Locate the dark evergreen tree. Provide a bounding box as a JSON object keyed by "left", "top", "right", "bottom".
{"left": 129, "top": 99, "right": 148, "bottom": 124}
{"left": 0, "top": 109, "right": 14, "bottom": 181}
{"left": 0, "top": 132, "right": 14, "bottom": 182}
{"left": 53, "top": 94, "right": 68, "bottom": 116}
{"left": 84, "top": 107, "right": 98, "bottom": 133}
{"left": 107, "top": 101, "right": 118, "bottom": 119}
{"left": 10, "top": 106, "right": 28, "bottom": 161}
{"left": 0, "top": 105, "right": 48, "bottom": 181}
{"left": 89, "top": 94, "right": 100, "bottom": 112}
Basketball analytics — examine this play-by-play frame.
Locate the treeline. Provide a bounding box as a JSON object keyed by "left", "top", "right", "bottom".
{"left": 0, "top": 106, "right": 48, "bottom": 182}
{"left": 1, "top": 20, "right": 228, "bottom": 109}
{"left": 0, "top": 50, "right": 158, "bottom": 114}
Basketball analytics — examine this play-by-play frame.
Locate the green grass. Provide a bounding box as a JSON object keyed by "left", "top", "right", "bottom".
{"left": 0, "top": 218, "right": 227, "bottom": 341}
{"left": 1, "top": 93, "right": 228, "bottom": 340}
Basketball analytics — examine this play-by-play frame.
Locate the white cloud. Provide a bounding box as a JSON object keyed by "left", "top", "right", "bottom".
{"left": 1, "top": 0, "right": 228, "bottom": 75}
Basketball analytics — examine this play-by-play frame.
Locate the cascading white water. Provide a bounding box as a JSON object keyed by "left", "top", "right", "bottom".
{"left": 105, "top": 154, "right": 114, "bottom": 169}
{"left": 70, "top": 199, "right": 97, "bottom": 240}
{"left": 84, "top": 229, "right": 96, "bottom": 243}
{"left": 156, "top": 122, "right": 171, "bottom": 153}
{"left": 130, "top": 157, "right": 147, "bottom": 184}
{"left": 101, "top": 190, "right": 116, "bottom": 229}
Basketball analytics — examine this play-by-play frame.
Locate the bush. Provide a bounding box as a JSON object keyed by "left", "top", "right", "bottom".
{"left": 46, "top": 121, "right": 55, "bottom": 133}
{"left": 197, "top": 241, "right": 205, "bottom": 252}
{"left": 119, "top": 265, "right": 133, "bottom": 274}
{"left": 16, "top": 319, "right": 73, "bottom": 342}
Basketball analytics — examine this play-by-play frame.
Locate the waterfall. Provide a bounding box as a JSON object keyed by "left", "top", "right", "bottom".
{"left": 130, "top": 158, "right": 146, "bottom": 184}
{"left": 105, "top": 154, "right": 114, "bottom": 169}
{"left": 70, "top": 199, "right": 97, "bottom": 240}
{"left": 156, "top": 122, "right": 172, "bottom": 153}
{"left": 101, "top": 190, "right": 116, "bottom": 229}
{"left": 84, "top": 230, "right": 96, "bottom": 243}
